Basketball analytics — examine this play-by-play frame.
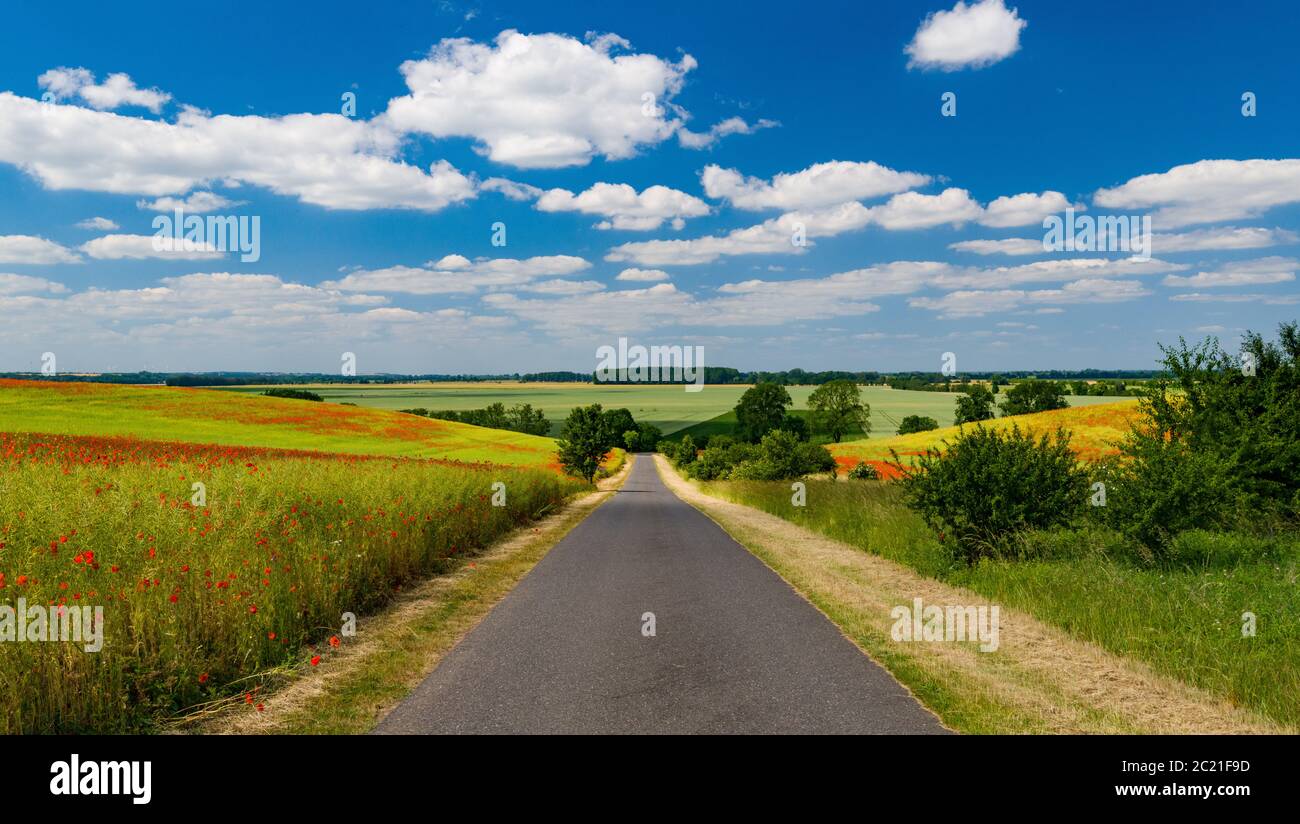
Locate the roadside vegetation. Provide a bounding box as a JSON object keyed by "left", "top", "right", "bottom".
{"left": 691, "top": 323, "right": 1300, "bottom": 728}
{"left": 0, "top": 432, "right": 585, "bottom": 733}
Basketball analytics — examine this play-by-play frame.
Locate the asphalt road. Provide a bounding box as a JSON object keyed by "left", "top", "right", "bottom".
{"left": 374, "top": 455, "right": 948, "bottom": 734}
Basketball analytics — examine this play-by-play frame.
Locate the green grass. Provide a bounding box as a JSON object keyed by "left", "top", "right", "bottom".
{"left": 702, "top": 478, "right": 1300, "bottom": 728}
{"left": 213, "top": 382, "right": 1137, "bottom": 438}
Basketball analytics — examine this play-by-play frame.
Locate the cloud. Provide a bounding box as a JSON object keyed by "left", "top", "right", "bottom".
{"left": 520, "top": 279, "right": 606, "bottom": 295}
{"left": 606, "top": 188, "right": 1079, "bottom": 265}
{"left": 79, "top": 233, "right": 226, "bottom": 260}
{"left": 321, "top": 254, "right": 591, "bottom": 294}
{"left": 1093, "top": 159, "right": 1300, "bottom": 228}
{"left": 905, "top": 0, "right": 1027, "bottom": 71}
{"left": 137, "top": 191, "right": 244, "bottom": 212}
{"left": 910, "top": 278, "right": 1150, "bottom": 317}
{"left": 979, "top": 191, "right": 1073, "bottom": 227}
{"left": 0, "top": 273, "right": 68, "bottom": 295}
{"left": 615, "top": 268, "right": 671, "bottom": 282}
{"left": 535, "top": 182, "right": 710, "bottom": 230}
{"left": 701, "top": 160, "right": 929, "bottom": 211}
{"left": 1161, "top": 256, "right": 1296, "bottom": 288}
{"left": 0, "top": 92, "right": 477, "bottom": 211}
{"left": 1169, "top": 292, "right": 1300, "bottom": 305}
{"left": 1153, "top": 226, "right": 1299, "bottom": 253}
{"left": 38, "top": 67, "right": 171, "bottom": 113}
{"left": 75, "top": 217, "right": 120, "bottom": 231}
{"left": 380, "top": 30, "right": 697, "bottom": 168}
{"left": 677, "top": 116, "right": 778, "bottom": 149}
{"left": 867, "top": 188, "right": 984, "bottom": 229}
{"left": 0, "top": 235, "right": 82, "bottom": 264}
{"left": 948, "top": 237, "right": 1046, "bottom": 256}
{"left": 480, "top": 177, "right": 544, "bottom": 201}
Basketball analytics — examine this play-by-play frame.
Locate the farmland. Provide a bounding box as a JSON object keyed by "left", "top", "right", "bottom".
{"left": 0, "top": 379, "right": 559, "bottom": 467}
{"left": 828, "top": 400, "right": 1143, "bottom": 476}
{"left": 214, "top": 381, "right": 1134, "bottom": 437}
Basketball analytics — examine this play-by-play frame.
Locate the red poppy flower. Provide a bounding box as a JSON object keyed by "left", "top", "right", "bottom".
{"left": 198, "top": 673, "right": 209, "bottom": 684}
{"left": 329, "top": 636, "right": 340, "bottom": 648}
{"left": 310, "top": 655, "right": 321, "bottom": 667}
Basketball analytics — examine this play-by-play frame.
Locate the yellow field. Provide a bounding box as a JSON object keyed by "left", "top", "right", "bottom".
{"left": 829, "top": 400, "right": 1143, "bottom": 477}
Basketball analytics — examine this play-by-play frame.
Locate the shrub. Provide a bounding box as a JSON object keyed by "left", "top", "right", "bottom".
{"left": 672, "top": 435, "right": 697, "bottom": 465}
{"left": 897, "top": 415, "right": 940, "bottom": 435}
{"left": 1089, "top": 438, "right": 1246, "bottom": 557}
{"left": 896, "top": 424, "right": 1089, "bottom": 563}
{"left": 848, "top": 461, "right": 878, "bottom": 480}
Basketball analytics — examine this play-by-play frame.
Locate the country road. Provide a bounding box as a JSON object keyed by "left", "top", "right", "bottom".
{"left": 374, "top": 455, "right": 948, "bottom": 734}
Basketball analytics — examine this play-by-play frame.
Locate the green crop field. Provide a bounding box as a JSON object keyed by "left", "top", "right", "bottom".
{"left": 215, "top": 382, "right": 1133, "bottom": 438}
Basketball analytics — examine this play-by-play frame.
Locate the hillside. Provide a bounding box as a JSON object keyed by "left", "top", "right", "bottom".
{"left": 0, "top": 379, "right": 560, "bottom": 468}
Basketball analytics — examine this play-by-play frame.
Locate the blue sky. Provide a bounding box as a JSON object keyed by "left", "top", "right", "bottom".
{"left": 1, "top": 0, "right": 1297, "bottom": 374}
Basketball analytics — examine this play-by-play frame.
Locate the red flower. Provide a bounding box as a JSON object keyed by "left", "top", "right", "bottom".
{"left": 198, "top": 673, "right": 209, "bottom": 684}
{"left": 168, "top": 594, "right": 178, "bottom": 603}
{"left": 329, "top": 635, "right": 340, "bottom": 648}
{"left": 248, "top": 605, "right": 257, "bottom": 614}
{"left": 267, "top": 631, "right": 276, "bottom": 640}
{"left": 310, "top": 655, "right": 321, "bottom": 667}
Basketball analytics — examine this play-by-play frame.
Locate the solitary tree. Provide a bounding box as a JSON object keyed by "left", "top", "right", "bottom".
{"left": 807, "top": 379, "right": 870, "bottom": 442}
{"left": 999, "top": 380, "right": 1068, "bottom": 416}
{"left": 954, "top": 386, "right": 996, "bottom": 425}
{"left": 735, "top": 382, "right": 793, "bottom": 442}
{"left": 896, "top": 414, "right": 939, "bottom": 435}
{"left": 556, "top": 404, "right": 607, "bottom": 483}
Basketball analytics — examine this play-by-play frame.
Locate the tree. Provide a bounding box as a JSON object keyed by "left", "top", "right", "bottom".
{"left": 506, "top": 403, "right": 550, "bottom": 435}
{"left": 599, "top": 407, "right": 637, "bottom": 450}
{"left": 954, "top": 386, "right": 996, "bottom": 425}
{"left": 623, "top": 429, "right": 640, "bottom": 451}
{"left": 807, "top": 379, "right": 870, "bottom": 442}
{"left": 998, "top": 379, "right": 1068, "bottom": 416}
{"left": 556, "top": 404, "right": 607, "bottom": 483}
{"left": 636, "top": 422, "right": 662, "bottom": 451}
{"left": 896, "top": 415, "right": 940, "bottom": 435}
{"left": 735, "top": 382, "right": 793, "bottom": 442}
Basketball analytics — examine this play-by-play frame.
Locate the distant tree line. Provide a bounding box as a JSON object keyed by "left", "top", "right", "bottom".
{"left": 400, "top": 403, "right": 552, "bottom": 436}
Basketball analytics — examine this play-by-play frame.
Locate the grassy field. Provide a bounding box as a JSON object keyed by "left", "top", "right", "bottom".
{"left": 214, "top": 381, "right": 1134, "bottom": 437}
{"left": 700, "top": 477, "right": 1300, "bottom": 728}
{"left": 0, "top": 379, "right": 560, "bottom": 468}
{"left": 0, "top": 430, "right": 585, "bottom": 733}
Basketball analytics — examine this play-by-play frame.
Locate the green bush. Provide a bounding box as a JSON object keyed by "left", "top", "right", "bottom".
{"left": 897, "top": 415, "right": 940, "bottom": 435}
{"left": 848, "top": 461, "right": 878, "bottom": 480}
{"left": 263, "top": 387, "right": 323, "bottom": 402}
{"left": 896, "top": 424, "right": 1089, "bottom": 563}
{"left": 1089, "top": 439, "right": 1247, "bottom": 557}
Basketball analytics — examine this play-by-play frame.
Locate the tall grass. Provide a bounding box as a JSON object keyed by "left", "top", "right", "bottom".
{"left": 0, "top": 432, "right": 585, "bottom": 733}
{"left": 704, "top": 478, "right": 1300, "bottom": 727}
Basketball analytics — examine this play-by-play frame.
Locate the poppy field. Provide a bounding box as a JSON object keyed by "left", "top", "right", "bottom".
{"left": 0, "top": 379, "right": 562, "bottom": 467}
{"left": 0, "top": 430, "right": 586, "bottom": 733}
